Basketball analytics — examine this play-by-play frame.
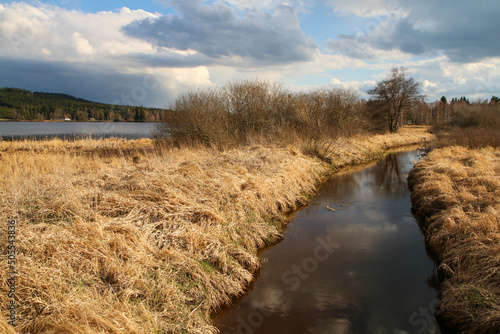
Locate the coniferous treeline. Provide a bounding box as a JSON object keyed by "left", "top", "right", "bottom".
{"left": 0, "top": 87, "right": 166, "bottom": 121}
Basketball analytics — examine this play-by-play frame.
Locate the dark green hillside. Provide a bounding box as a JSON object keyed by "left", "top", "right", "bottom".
{"left": 0, "top": 87, "right": 165, "bottom": 121}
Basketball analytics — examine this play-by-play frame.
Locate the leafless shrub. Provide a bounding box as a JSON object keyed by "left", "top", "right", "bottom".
{"left": 156, "top": 88, "right": 234, "bottom": 148}
{"left": 225, "top": 80, "right": 295, "bottom": 137}
{"left": 156, "top": 80, "right": 374, "bottom": 151}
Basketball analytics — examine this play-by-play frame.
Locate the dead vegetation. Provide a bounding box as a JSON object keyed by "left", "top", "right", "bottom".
{"left": 432, "top": 127, "right": 500, "bottom": 149}
{"left": 157, "top": 80, "right": 375, "bottom": 149}
{"left": 431, "top": 97, "right": 500, "bottom": 150}
{"left": 409, "top": 146, "right": 500, "bottom": 333}
{"left": 0, "top": 128, "right": 433, "bottom": 334}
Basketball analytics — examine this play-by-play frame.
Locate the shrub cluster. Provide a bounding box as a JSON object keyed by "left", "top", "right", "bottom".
{"left": 155, "top": 80, "right": 372, "bottom": 148}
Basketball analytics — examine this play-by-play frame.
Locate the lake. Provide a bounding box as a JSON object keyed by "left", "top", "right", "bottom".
{"left": 0, "top": 121, "right": 159, "bottom": 140}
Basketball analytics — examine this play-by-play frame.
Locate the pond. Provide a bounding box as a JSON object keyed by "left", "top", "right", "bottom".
{"left": 0, "top": 121, "right": 158, "bottom": 140}
{"left": 215, "top": 150, "right": 440, "bottom": 334}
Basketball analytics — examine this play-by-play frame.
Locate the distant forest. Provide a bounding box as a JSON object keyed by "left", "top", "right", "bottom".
{"left": 0, "top": 87, "right": 166, "bottom": 121}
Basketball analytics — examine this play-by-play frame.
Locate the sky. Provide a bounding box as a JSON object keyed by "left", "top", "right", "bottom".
{"left": 0, "top": 0, "right": 499, "bottom": 108}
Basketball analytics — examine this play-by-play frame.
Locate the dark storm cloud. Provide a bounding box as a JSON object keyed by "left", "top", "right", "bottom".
{"left": 122, "top": 0, "right": 317, "bottom": 66}
{"left": 374, "top": 13, "right": 500, "bottom": 62}
{"left": 0, "top": 58, "right": 175, "bottom": 107}
{"left": 113, "top": 51, "right": 215, "bottom": 68}
{"left": 329, "top": 0, "right": 500, "bottom": 63}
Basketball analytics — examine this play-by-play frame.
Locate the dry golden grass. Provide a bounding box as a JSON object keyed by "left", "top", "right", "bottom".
{"left": 433, "top": 127, "right": 500, "bottom": 149}
{"left": 409, "top": 146, "right": 500, "bottom": 333}
{"left": 0, "top": 128, "right": 433, "bottom": 334}
{"left": 308, "top": 128, "right": 433, "bottom": 167}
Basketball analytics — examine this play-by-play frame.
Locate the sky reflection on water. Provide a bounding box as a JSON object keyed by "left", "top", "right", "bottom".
{"left": 216, "top": 151, "right": 439, "bottom": 334}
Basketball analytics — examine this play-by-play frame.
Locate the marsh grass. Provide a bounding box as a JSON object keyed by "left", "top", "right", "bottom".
{"left": 409, "top": 146, "right": 500, "bottom": 333}
{"left": 431, "top": 100, "right": 500, "bottom": 150}
{"left": 433, "top": 127, "right": 500, "bottom": 149}
{"left": 0, "top": 129, "right": 433, "bottom": 333}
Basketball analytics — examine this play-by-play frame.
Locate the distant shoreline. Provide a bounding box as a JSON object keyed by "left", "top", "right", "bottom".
{"left": 0, "top": 119, "right": 159, "bottom": 123}
{"left": 0, "top": 121, "right": 159, "bottom": 140}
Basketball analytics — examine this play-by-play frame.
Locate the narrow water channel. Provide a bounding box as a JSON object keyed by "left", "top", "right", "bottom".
{"left": 215, "top": 150, "right": 440, "bottom": 334}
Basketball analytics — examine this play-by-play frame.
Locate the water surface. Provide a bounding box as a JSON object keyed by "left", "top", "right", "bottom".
{"left": 0, "top": 121, "right": 157, "bottom": 140}
{"left": 216, "top": 150, "right": 439, "bottom": 334}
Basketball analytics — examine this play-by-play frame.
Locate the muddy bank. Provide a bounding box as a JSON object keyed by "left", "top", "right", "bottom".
{"left": 0, "top": 129, "right": 433, "bottom": 334}
{"left": 408, "top": 146, "right": 500, "bottom": 333}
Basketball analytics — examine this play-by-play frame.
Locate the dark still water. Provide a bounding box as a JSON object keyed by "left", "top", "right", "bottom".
{"left": 216, "top": 151, "right": 440, "bottom": 334}
{"left": 0, "top": 121, "right": 158, "bottom": 140}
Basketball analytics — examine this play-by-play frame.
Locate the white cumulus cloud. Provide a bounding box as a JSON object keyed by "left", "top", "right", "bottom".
{"left": 0, "top": 2, "right": 216, "bottom": 106}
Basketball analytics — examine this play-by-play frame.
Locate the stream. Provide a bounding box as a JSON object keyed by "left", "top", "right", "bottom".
{"left": 215, "top": 150, "right": 440, "bottom": 334}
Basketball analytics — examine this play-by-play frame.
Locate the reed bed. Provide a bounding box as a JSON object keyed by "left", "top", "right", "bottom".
{"left": 409, "top": 146, "right": 500, "bottom": 333}
{"left": 0, "top": 128, "right": 433, "bottom": 333}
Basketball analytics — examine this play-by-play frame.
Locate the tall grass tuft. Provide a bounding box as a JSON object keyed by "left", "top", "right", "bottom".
{"left": 409, "top": 146, "right": 500, "bottom": 333}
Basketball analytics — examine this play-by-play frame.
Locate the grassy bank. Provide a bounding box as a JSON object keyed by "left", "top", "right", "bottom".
{"left": 431, "top": 127, "right": 500, "bottom": 150}
{"left": 409, "top": 146, "right": 500, "bottom": 333}
{"left": 0, "top": 128, "right": 433, "bottom": 334}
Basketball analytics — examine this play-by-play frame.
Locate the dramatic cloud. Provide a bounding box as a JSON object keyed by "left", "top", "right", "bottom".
{"left": 0, "top": 3, "right": 157, "bottom": 60}
{"left": 122, "top": 0, "right": 317, "bottom": 66}
{"left": 0, "top": 56, "right": 212, "bottom": 107}
{"left": 0, "top": 0, "right": 498, "bottom": 106}
{"left": 0, "top": 1, "right": 318, "bottom": 106}
{"left": 327, "top": 0, "right": 500, "bottom": 63}
{"left": 0, "top": 3, "right": 213, "bottom": 106}
{"left": 413, "top": 57, "right": 500, "bottom": 99}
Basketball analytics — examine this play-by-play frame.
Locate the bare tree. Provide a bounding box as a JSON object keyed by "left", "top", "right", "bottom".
{"left": 368, "top": 67, "right": 423, "bottom": 132}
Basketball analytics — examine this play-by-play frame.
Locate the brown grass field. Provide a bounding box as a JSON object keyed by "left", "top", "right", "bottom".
{"left": 409, "top": 146, "right": 500, "bottom": 333}
{"left": 0, "top": 128, "right": 433, "bottom": 334}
